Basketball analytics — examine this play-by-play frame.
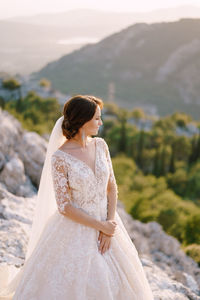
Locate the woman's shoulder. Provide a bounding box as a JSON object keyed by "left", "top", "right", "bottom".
{"left": 51, "top": 149, "right": 66, "bottom": 162}
{"left": 95, "top": 136, "right": 109, "bottom": 150}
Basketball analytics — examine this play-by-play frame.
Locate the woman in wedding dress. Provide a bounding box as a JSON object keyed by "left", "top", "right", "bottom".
{"left": 0, "top": 95, "right": 154, "bottom": 299}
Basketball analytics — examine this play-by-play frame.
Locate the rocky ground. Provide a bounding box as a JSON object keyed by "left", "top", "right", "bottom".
{"left": 0, "top": 108, "right": 200, "bottom": 299}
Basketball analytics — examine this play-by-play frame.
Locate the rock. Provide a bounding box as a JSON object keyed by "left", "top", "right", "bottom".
{"left": 144, "top": 259, "right": 200, "bottom": 300}
{"left": 0, "top": 108, "right": 47, "bottom": 192}
{"left": 0, "top": 156, "right": 36, "bottom": 197}
{"left": 117, "top": 201, "right": 200, "bottom": 297}
{"left": 0, "top": 152, "right": 5, "bottom": 171}
{"left": 0, "top": 156, "right": 25, "bottom": 193}
{"left": 17, "top": 131, "right": 47, "bottom": 186}
{"left": 0, "top": 108, "right": 23, "bottom": 156}
{"left": 0, "top": 185, "right": 36, "bottom": 266}
{"left": 17, "top": 177, "right": 37, "bottom": 197}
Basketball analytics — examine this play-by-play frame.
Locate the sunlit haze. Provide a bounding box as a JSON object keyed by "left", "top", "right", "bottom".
{"left": 1, "top": 0, "right": 200, "bottom": 19}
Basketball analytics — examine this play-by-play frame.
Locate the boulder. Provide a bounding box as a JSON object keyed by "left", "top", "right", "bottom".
{"left": 17, "top": 131, "right": 47, "bottom": 186}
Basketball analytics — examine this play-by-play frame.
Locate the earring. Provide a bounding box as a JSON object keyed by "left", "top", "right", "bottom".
{"left": 82, "top": 128, "right": 85, "bottom": 142}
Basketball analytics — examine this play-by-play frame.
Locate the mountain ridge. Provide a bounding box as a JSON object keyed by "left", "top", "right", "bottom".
{"left": 6, "top": 5, "right": 200, "bottom": 25}
{"left": 34, "top": 18, "right": 200, "bottom": 119}
{"left": 2, "top": 6, "right": 200, "bottom": 75}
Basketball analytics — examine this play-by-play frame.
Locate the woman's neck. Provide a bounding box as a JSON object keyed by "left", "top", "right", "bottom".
{"left": 70, "top": 135, "right": 91, "bottom": 149}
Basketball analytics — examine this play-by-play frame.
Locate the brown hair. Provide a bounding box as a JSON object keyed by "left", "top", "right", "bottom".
{"left": 62, "top": 94, "right": 104, "bottom": 139}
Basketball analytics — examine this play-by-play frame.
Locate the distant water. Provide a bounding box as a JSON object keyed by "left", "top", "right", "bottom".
{"left": 58, "top": 37, "right": 100, "bottom": 45}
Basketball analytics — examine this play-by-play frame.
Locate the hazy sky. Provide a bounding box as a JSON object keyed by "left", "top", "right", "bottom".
{"left": 1, "top": 0, "right": 200, "bottom": 19}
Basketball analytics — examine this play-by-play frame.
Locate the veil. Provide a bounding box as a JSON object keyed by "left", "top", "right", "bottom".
{"left": 26, "top": 115, "right": 66, "bottom": 259}
{"left": 0, "top": 115, "right": 66, "bottom": 297}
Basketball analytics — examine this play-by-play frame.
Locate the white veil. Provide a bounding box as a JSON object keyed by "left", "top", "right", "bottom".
{"left": 0, "top": 115, "right": 66, "bottom": 297}
{"left": 26, "top": 115, "right": 66, "bottom": 259}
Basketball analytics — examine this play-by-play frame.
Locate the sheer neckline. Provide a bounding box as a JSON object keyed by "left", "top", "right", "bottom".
{"left": 57, "top": 137, "right": 98, "bottom": 178}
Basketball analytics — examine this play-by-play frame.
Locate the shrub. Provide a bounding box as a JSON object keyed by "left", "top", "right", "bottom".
{"left": 183, "top": 213, "right": 200, "bottom": 244}
{"left": 184, "top": 244, "right": 200, "bottom": 266}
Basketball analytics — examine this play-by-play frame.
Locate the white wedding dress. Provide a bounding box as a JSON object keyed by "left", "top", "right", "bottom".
{"left": 2, "top": 137, "right": 154, "bottom": 299}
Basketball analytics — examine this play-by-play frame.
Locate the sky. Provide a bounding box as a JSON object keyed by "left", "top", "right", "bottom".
{"left": 1, "top": 0, "right": 200, "bottom": 19}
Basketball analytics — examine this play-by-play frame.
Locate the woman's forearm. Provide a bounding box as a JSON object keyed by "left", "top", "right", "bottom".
{"left": 60, "top": 203, "right": 103, "bottom": 232}
{"left": 106, "top": 188, "right": 117, "bottom": 221}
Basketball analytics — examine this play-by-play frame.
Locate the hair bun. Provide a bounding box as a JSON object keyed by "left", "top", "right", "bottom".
{"left": 64, "top": 119, "right": 70, "bottom": 128}
{"left": 62, "top": 117, "right": 78, "bottom": 139}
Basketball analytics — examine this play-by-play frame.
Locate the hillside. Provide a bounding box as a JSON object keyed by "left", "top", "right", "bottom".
{"left": 2, "top": 6, "right": 200, "bottom": 75}
{"left": 0, "top": 20, "right": 86, "bottom": 74}
{"left": 34, "top": 18, "right": 200, "bottom": 119}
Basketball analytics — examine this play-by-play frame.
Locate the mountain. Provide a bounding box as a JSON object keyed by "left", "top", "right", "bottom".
{"left": 34, "top": 18, "right": 200, "bottom": 119}
{"left": 8, "top": 6, "right": 200, "bottom": 26}
{"left": 1, "top": 6, "right": 200, "bottom": 75}
{"left": 0, "top": 20, "right": 88, "bottom": 75}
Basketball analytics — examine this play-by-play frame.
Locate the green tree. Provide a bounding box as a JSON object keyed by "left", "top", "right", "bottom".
{"left": 167, "top": 168, "right": 187, "bottom": 196}
{"left": 184, "top": 244, "right": 200, "bottom": 266}
{"left": 173, "top": 136, "right": 191, "bottom": 162}
{"left": 186, "top": 162, "right": 200, "bottom": 198}
{"left": 169, "top": 144, "right": 175, "bottom": 173}
{"left": 157, "top": 208, "right": 178, "bottom": 231}
{"left": 160, "top": 146, "right": 167, "bottom": 176}
{"left": 183, "top": 214, "right": 200, "bottom": 244}
{"left": 171, "top": 112, "right": 191, "bottom": 128}
{"left": 39, "top": 78, "right": 51, "bottom": 88}
{"left": 136, "top": 130, "right": 145, "bottom": 169}
{"left": 131, "top": 108, "right": 145, "bottom": 128}
{"left": 5, "top": 91, "right": 61, "bottom": 134}
{"left": 117, "top": 108, "right": 128, "bottom": 152}
{"left": 153, "top": 147, "right": 160, "bottom": 177}
{"left": 2, "top": 77, "right": 21, "bottom": 91}
{"left": 188, "top": 135, "right": 197, "bottom": 165}
{"left": 2, "top": 77, "right": 22, "bottom": 111}
{"left": 193, "top": 132, "right": 200, "bottom": 162}
{"left": 153, "top": 116, "right": 176, "bottom": 132}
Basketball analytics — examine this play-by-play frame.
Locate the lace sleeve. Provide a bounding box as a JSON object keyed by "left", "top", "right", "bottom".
{"left": 103, "top": 139, "right": 118, "bottom": 196}
{"left": 51, "top": 153, "right": 72, "bottom": 214}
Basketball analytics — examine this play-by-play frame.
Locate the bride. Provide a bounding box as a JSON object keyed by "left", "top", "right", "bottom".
{"left": 0, "top": 95, "right": 154, "bottom": 299}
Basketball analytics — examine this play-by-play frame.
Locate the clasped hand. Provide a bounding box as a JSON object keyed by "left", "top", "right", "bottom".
{"left": 98, "top": 231, "right": 112, "bottom": 254}
{"left": 98, "top": 219, "right": 118, "bottom": 254}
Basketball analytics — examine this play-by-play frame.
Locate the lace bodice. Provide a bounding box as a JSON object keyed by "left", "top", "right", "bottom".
{"left": 51, "top": 137, "right": 118, "bottom": 220}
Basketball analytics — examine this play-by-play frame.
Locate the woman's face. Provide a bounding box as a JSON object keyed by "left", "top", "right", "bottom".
{"left": 83, "top": 105, "right": 103, "bottom": 136}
